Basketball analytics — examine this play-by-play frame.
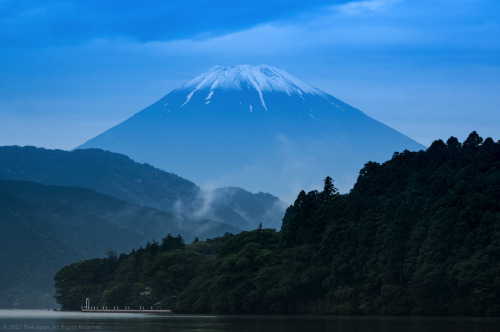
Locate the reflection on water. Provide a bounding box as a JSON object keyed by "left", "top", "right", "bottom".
{"left": 0, "top": 310, "right": 498, "bottom": 332}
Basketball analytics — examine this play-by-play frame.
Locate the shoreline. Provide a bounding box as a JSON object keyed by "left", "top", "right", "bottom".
{"left": 80, "top": 309, "right": 172, "bottom": 314}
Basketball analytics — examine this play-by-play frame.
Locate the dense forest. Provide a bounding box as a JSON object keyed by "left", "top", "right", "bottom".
{"left": 55, "top": 132, "right": 500, "bottom": 316}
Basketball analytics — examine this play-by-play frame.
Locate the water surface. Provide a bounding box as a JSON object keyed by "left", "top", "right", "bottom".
{"left": 0, "top": 310, "right": 498, "bottom": 332}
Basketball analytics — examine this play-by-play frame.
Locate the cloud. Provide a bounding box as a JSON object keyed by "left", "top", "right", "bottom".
{"left": 337, "top": 0, "right": 402, "bottom": 15}
{"left": 5, "top": 0, "right": 496, "bottom": 57}
{"left": 0, "top": 0, "right": 351, "bottom": 47}
{"left": 134, "top": 0, "right": 499, "bottom": 64}
{"left": 129, "top": 4, "right": 417, "bottom": 61}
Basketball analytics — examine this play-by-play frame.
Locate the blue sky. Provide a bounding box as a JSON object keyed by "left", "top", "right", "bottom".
{"left": 1, "top": 0, "right": 499, "bottom": 149}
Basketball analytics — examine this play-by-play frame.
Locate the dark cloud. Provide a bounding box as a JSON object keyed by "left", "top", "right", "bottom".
{"left": 0, "top": 0, "right": 349, "bottom": 47}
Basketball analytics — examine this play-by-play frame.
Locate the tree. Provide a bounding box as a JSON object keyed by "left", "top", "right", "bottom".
{"left": 446, "top": 136, "right": 461, "bottom": 150}
{"left": 322, "top": 176, "right": 338, "bottom": 196}
{"left": 463, "top": 131, "right": 483, "bottom": 149}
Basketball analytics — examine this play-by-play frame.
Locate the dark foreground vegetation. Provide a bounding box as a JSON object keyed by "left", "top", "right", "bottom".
{"left": 55, "top": 132, "right": 500, "bottom": 316}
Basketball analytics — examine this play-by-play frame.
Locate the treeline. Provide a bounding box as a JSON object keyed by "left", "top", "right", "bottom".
{"left": 55, "top": 132, "right": 500, "bottom": 316}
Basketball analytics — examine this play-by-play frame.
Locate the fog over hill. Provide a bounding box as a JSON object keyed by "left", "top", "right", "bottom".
{"left": 0, "top": 146, "right": 285, "bottom": 233}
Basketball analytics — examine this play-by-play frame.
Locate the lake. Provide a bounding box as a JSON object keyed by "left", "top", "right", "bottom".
{"left": 0, "top": 310, "right": 498, "bottom": 332}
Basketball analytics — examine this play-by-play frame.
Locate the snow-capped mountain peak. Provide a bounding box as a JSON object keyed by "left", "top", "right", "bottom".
{"left": 179, "top": 65, "right": 324, "bottom": 110}
{"left": 78, "top": 64, "right": 425, "bottom": 200}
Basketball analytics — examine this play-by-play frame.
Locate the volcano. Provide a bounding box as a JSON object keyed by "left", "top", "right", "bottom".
{"left": 77, "top": 65, "right": 425, "bottom": 200}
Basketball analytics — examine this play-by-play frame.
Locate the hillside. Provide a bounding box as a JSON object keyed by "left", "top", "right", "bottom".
{"left": 55, "top": 132, "right": 499, "bottom": 316}
{"left": 0, "top": 180, "right": 241, "bottom": 308}
{"left": 0, "top": 146, "right": 285, "bottom": 231}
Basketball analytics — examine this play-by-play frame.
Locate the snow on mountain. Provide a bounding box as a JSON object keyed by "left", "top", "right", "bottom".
{"left": 180, "top": 65, "right": 325, "bottom": 110}
{"left": 77, "top": 65, "right": 425, "bottom": 202}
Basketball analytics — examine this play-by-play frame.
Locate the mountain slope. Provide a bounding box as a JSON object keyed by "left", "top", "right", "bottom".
{"left": 0, "top": 180, "right": 238, "bottom": 308}
{"left": 211, "top": 187, "right": 284, "bottom": 230}
{"left": 0, "top": 146, "right": 285, "bottom": 231}
{"left": 77, "top": 64, "right": 425, "bottom": 199}
{"left": 0, "top": 146, "right": 198, "bottom": 210}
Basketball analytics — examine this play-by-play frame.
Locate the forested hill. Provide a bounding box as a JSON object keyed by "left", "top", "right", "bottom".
{"left": 0, "top": 146, "right": 285, "bottom": 232}
{"left": 55, "top": 132, "right": 500, "bottom": 316}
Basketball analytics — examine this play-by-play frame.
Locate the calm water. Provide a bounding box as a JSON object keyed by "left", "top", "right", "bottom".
{"left": 0, "top": 310, "right": 498, "bottom": 332}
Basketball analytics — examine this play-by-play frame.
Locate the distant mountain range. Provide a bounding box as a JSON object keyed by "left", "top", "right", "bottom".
{"left": 0, "top": 146, "right": 285, "bottom": 232}
{"left": 77, "top": 64, "right": 425, "bottom": 199}
{"left": 0, "top": 146, "right": 285, "bottom": 308}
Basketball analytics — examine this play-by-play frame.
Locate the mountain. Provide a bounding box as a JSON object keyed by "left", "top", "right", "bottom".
{"left": 0, "top": 145, "right": 197, "bottom": 209}
{"left": 210, "top": 187, "right": 284, "bottom": 230}
{"left": 0, "top": 179, "right": 239, "bottom": 308}
{"left": 77, "top": 64, "right": 425, "bottom": 199}
{"left": 0, "top": 146, "right": 285, "bottom": 232}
